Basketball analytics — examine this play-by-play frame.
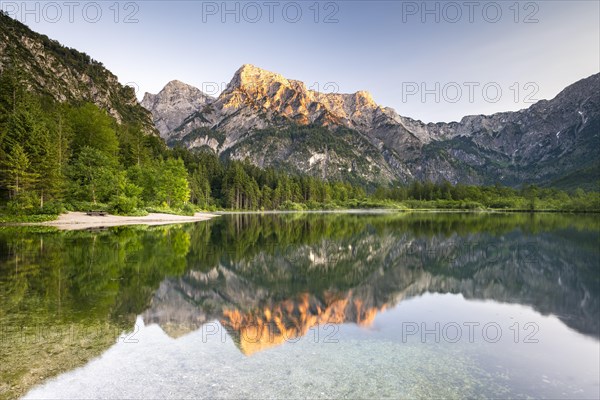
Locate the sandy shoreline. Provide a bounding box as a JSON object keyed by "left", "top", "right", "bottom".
{"left": 37, "top": 211, "right": 218, "bottom": 230}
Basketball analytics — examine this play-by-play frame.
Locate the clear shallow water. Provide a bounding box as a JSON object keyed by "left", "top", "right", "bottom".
{"left": 1, "top": 212, "right": 599, "bottom": 399}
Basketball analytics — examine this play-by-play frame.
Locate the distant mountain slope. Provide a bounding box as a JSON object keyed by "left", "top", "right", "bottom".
{"left": 144, "top": 65, "right": 600, "bottom": 188}
{"left": 0, "top": 12, "right": 156, "bottom": 134}
{"left": 409, "top": 74, "right": 600, "bottom": 187}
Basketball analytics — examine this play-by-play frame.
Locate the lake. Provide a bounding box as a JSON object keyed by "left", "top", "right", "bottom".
{"left": 1, "top": 212, "right": 599, "bottom": 399}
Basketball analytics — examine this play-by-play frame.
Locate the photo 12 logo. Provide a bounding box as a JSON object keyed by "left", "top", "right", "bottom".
{"left": 197, "top": 321, "right": 340, "bottom": 345}
{"left": 401, "top": 321, "right": 540, "bottom": 344}
{"left": 401, "top": 1, "right": 540, "bottom": 24}
{"left": 401, "top": 81, "right": 540, "bottom": 104}
{"left": 200, "top": 1, "right": 340, "bottom": 24}
{"left": 199, "top": 80, "right": 340, "bottom": 97}
{"left": 0, "top": 1, "right": 140, "bottom": 23}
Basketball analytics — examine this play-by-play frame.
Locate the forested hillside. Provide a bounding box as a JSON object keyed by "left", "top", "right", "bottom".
{"left": 0, "top": 10, "right": 155, "bottom": 133}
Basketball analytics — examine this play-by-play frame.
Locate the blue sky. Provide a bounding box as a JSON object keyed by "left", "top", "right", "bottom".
{"left": 3, "top": 0, "right": 599, "bottom": 122}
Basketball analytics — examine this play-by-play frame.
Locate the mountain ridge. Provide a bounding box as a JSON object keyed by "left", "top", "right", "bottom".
{"left": 142, "top": 64, "right": 600, "bottom": 188}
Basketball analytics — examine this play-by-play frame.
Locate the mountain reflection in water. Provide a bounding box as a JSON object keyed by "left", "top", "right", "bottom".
{"left": 139, "top": 213, "right": 599, "bottom": 354}
{"left": 1, "top": 212, "right": 598, "bottom": 398}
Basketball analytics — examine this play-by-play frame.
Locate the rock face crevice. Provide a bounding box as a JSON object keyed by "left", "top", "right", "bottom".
{"left": 143, "top": 64, "right": 600, "bottom": 187}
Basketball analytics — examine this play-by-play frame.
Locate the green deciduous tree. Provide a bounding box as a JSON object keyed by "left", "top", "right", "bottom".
{"left": 69, "top": 103, "right": 119, "bottom": 157}
{"left": 67, "top": 146, "right": 119, "bottom": 204}
{"left": 155, "top": 158, "right": 190, "bottom": 208}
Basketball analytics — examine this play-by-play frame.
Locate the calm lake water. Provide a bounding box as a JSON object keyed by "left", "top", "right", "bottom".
{"left": 1, "top": 212, "right": 599, "bottom": 399}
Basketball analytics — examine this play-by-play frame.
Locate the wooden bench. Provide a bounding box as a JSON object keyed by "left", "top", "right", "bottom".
{"left": 86, "top": 210, "right": 107, "bottom": 216}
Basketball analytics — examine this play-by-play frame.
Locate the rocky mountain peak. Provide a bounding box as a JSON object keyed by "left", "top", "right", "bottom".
{"left": 162, "top": 79, "right": 196, "bottom": 92}
{"left": 354, "top": 90, "right": 376, "bottom": 105}
{"left": 148, "top": 79, "right": 210, "bottom": 100}
{"left": 141, "top": 79, "right": 213, "bottom": 138}
{"left": 229, "top": 64, "right": 289, "bottom": 90}
{"left": 215, "top": 64, "right": 384, "bottom": 131}
{"left": 225, "top": 64, "right": 311, "bottom": 99}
